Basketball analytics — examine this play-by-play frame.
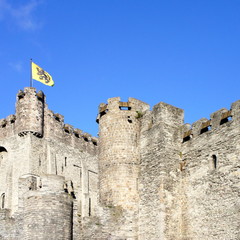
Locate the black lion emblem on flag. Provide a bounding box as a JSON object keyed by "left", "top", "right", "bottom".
{"left": 36, "top": 67, "right": 51, "bottom": 83}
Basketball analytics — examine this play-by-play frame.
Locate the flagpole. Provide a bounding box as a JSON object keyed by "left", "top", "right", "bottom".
{"left": 30, "top": 58, "right": 33, "bottom": 87}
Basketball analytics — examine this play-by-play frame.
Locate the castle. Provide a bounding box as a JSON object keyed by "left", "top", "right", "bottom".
{"left": 0, "top": 87, "right": 239, "bottom": 240}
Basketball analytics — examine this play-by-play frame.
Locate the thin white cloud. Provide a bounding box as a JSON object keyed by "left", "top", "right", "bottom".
{"left": 0, "top": 0, "right": 42, "bottom": 30}
{"left": 0, "top": 0, "right": 10, "bottom": 19}
{"left": 9, "top": 61, "right": 23, "bottom": 72}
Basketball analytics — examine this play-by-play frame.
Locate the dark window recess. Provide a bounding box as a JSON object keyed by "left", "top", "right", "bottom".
{"left": 93, "top": 141, "right": 97, "bottom": 146}
{"left": 100, "top": 110, "right": 108, "bottom": 117}
{"left": 220, "top": 116, "right": 232, "bottom": 125}
{"left": 212, "top": 155, "right": 217, "bottom": 169}
{"left": 64, "top": 129, "right": 70, "bottom": 134}
{"left": 84, "top": 138, "right": 89, "bottom": 142}
{"left": 71, "top": 192, "right": 76, "bottom": 199}
{"left": 89, "top": 198, "right": 91, "bottom": 216}
{"left": 1, "top": 193, "right": 5, "bottom": 209}
{"left": 128, "top": 116, "right": 133, "bottom": 123}
{"left": 54, "top": 116, "right": 61, "bottom": 122}
{"left": 200, "top": 126, "right": 211, "bottom": 134}
{"left": 74, "top": 133, "right": 80, "bottom": 138}
{"left": 65, "top": 157, "right": 67, "bottom": 167}
{"left": 0, "top": 147, "right": 7, "bottom": 153}
{"left": 183, "top": 135, "right": 191, "bottom": 143}
{"left": 18, "top": 94, "right": 25, "bottom": 100}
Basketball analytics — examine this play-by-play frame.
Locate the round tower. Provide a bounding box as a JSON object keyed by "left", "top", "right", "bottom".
{"left": 15, "top": 87, "right": 45, "bottom": 137}
{"left": 97, "top": 97, "right": 149, "bottom": 209}
{"left": 23, "top": 175, "right": 73, "bottom": 240}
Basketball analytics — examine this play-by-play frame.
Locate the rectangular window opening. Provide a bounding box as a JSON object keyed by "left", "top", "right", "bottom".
{"left": 119, "top": 106, "right": 131, "bottom": 110}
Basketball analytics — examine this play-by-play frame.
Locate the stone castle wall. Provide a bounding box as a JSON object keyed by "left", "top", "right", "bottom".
{"left": 0, "top": 88, "right": 99, "bottom": 239}
{"left": 0, "top": 88, "right": 239, "bottom": 240}
{"left": 138, "top": 102, "right": 184, "bottom": 240}
{"left": 180, "top": 101, "right": 240, "bottom": 240}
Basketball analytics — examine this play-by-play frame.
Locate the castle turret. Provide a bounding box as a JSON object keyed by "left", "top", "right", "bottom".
{"left": 22, "top": 175, "right": 73, "bottom": 240}
{"left": 97, "top": 97, "right": 149, "bottom": 238}
{"left": 15, "top": 87, "right": 45, "bottom": 137}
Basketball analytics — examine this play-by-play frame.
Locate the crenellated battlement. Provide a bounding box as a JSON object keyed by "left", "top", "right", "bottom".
{"left": 44, "top": 109, "right": 98, "bottom": 152}
{"left": 182, "top": 100, "right": 240, "bottom": 143}
{"left": 96, "top": 97, "right": 150, "bottom": 123}
{"left": 0, "top": 88, "right": 239, "bottom": 240}
{"left": 0, "top": 88, "right": 98, "bottom": 151}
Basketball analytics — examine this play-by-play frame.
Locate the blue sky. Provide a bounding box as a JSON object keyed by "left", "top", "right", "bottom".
{"left": 0, "top": 0, "right": 240, "bottom": 136}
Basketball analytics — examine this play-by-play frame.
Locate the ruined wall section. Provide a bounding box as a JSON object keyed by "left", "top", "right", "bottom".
{"left": 181, "top": 100, "right": 240, "bottom": 240}
{"left": 138, "top": 102, "right": 184, "bottom": 240}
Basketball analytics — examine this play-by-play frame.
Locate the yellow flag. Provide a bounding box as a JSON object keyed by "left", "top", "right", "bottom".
{"left": 31, "top": 62, "right": 54, "bottom": 86}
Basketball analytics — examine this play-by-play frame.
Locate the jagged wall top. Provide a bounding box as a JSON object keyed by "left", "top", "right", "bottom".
{"left": 182, "top": 99, "right": 240, "bottom": 142}
{"left": 96, "top": 97, "right": 150, "bottom": 122}
{"left": 0, "top": 87, "right": 98, "bottom": 151}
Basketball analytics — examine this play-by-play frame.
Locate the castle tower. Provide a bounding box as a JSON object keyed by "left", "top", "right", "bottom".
{"left": 97, "top": 97, "right": 149, "bottom": 238}
{"left": 22, "top": 175, "right": 73, "bottom": 240}
{"left": 15, "top": 87, "right": 45, "bottom": 137}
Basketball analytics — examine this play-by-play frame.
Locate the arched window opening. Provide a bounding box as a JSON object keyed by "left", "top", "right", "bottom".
{"left": 1, "top": 193, "right": 5, "bottom": 209}
{"left": 0, "top": 147, "right": 7, "bottom": 166}
{"left": 212, "top": 155, "right": 217, "bottom": 170}
{"left": 0, "top": 147, "right": 7, "bottom": 153}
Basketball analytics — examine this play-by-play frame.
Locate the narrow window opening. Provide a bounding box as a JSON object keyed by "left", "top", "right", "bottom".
{"left": 92, "top": 141, "right": 97, "bottom": 146}
{"left": 71, "top": 192, "right": 76, "bottom": 199}
{"left": 89, "top": 198, "right": 91, "bottom": 216}
{"left": 64, "top": 129, "right": 70, "bottom": 134}
{"left": 84, "top": 137, "right": 89, "bottom": 142}
{"left": 1, "top": 193, "right": 5, "bottom": 209}
{"left": 212, "top": 155, "right": 217, "bottom": 170}
{"left": 65, "top": 157, "right": 67, "bottom": 167}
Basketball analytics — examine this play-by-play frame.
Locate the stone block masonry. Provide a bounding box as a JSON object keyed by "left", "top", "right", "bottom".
{"left": 0, "top": 87, "right": 239, "bottom": 239}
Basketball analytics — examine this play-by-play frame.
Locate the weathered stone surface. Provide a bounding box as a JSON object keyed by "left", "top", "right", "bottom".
{"left": 0, "top": 87, "right": 239, "bottom": 240}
